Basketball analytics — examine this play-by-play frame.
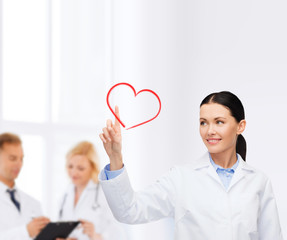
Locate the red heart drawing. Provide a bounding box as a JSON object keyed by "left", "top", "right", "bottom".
{"left": 106, "top": 82, "right": 161, "bottom": 130}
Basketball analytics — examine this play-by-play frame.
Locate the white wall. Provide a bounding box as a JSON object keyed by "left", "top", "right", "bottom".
{"left": 110, "top": 0, "right": 287, "bottom": 239}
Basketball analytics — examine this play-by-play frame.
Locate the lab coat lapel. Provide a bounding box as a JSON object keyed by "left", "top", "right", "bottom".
{"left": 16, "top": 187, "right": 35, "bottom": 218}
{"left": 60, "top": 185, "right": 76, "bottom": 220}
{"left": 194, "top": 153, "right": 224, "bottom": 188}
{"left": 227, "top": 156, "right": 254, "bottom": 192}
{"left": 75, "top": 180, "right": 93, "bottom": 211}
{"left": 194, "top": 153, "right": 254, "bottom": 192}
{"left": 0, "top": 183, "right": 22, "bottom": 215}
{"left": 0, "top": 189, "right": 12, "bottom": 208}
{"left": 206, "top": 164, "right": 224, "bottom": 187}
{"left": 227, "top": 163, "right": 245, "bottom": 192}
{"left": 67, "top": 185, "right": 76, "bottom": 212}
{"left": 18, "top": 189, "right": 30, "bottom": 217}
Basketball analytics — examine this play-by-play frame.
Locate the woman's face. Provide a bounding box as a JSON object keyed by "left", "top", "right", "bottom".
{"left": 199, "top": 103, "right": 245, "bottom": 155}
{"left": 67, "top": 154, "right": 92, "bottom": 188}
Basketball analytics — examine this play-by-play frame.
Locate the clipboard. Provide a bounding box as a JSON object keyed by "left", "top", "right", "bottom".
{"left": 34, "top": 221, "right": 80, "bottom": 240}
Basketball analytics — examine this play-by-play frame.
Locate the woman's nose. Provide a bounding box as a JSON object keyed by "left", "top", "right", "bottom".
{"left": 68, "top": 168, "right": 77, "bottom": 176}
{"left": 207, "top": 125, "right": 216, "bottom": 135}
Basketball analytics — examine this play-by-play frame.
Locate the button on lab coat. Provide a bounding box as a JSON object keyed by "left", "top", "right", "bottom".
{"left": 0, "top": 182, "right": 42, "bottom": 240}
{"left": 99, "top": 153, "right": 283, "bottom": 240}
{"left": 59, "top": 180, "right": 126, "bottom": 240}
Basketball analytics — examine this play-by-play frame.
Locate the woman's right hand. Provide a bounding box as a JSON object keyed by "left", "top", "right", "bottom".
{"left": 99, "top": 106, "right": 123, "bottom": 170}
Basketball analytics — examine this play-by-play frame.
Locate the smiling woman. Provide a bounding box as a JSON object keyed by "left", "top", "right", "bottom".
{"left": 99, "top": 91, "right": 283, "bottom": 240}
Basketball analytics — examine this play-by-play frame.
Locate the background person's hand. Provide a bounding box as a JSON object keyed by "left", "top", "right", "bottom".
{"left": 99, "top": 106, "right": 123, "bottom": 170}
{"left": 27, "top": 216, "right": 50, "bottom": 238}
{"left": 80, "top": 219, "right": 102, "bottom": 240}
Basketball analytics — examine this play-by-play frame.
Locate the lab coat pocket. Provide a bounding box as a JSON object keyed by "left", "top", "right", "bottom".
{"left": 239, "top": 193, "right": 260, "bottom": 233}
{"left": 240, "top": 212, "right": 258, "bottom": 234}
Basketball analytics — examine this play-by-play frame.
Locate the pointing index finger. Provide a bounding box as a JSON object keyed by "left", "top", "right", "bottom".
{"left": 114, "top": 105, "right": 121, "bottom": 127}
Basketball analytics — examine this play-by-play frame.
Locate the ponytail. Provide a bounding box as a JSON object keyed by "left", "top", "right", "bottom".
{"left": 236, "top": 134, "right": 246, "bottom": 161}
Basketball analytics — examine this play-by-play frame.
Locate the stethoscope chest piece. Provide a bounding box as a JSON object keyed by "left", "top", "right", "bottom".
{"left": 92, "top": 203, "right": 100, "bottom": 211}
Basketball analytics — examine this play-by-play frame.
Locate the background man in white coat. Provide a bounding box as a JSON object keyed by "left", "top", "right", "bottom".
{"left": 0, "top": 132, "right": 50, "bottom": 240}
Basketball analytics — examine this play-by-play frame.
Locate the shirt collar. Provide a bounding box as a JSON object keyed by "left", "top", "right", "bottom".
{"left": 193, "top": 152, "right": 255, "bottom": 173}
{"left": 209, "top": 153, "right": 239, "bottom": 172}
{"left": 0, "top": 181, "right": 17, "bottom": 193}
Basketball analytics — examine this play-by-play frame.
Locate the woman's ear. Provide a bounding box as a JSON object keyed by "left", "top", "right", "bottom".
{"left": 237, "top": 120, "right": 246, "bottom": 135}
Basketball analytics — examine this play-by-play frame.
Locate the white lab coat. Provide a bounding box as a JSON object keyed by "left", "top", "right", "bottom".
{"left": 0, "top": 181, "right": 42, "bottom": 240}
{"left": 58, "top": 180, "right": 127, "bottom": 240}
{"left": 99, "top": 153, "right": 283, "bottom": 240}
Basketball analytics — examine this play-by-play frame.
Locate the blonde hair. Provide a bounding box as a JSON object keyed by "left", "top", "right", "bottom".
{"left": 66, "top": 141, "right": 100, "bottom": 183}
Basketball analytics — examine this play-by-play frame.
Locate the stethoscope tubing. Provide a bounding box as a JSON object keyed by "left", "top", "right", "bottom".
{"left": 59, "top": 184, "right": 100, "bottom": 219}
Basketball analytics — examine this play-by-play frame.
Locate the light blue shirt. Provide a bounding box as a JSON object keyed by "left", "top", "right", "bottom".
{"left": 104, "top": 164, "right": 124, "bottom": 180}
{"left": 209, "top": 154, "right": 239, "bottom": 190}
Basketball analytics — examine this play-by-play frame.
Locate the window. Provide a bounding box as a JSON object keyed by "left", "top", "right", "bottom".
{"left": 0, "top": 0, "right": 111, "bottom": 217}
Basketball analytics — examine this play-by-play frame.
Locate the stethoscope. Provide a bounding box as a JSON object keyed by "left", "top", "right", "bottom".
{"left": 59, "top": 184, "right": 100, "bottom": 219}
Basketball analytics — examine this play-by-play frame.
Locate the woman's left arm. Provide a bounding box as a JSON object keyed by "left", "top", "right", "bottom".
{"left": 258, "top": 179, "right": 283, "bottom": 240}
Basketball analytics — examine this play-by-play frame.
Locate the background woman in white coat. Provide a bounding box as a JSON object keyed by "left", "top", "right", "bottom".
{"left": 57, "top": 141, "right": 126, "bottom": 240}
{"left": 99, "top": 91, "right": 283, "bottom": 240}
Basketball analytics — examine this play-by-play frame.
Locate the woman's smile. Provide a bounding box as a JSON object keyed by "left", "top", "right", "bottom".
{"left": 206, "top": 138, "right": 222, "bottom": 145}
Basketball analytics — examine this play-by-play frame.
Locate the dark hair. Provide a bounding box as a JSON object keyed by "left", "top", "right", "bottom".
{"left": 0, "top": 132, "right": 22, "bottom": 150}
{"left": 200, "top": 91, "right": 246, "bottom": 161}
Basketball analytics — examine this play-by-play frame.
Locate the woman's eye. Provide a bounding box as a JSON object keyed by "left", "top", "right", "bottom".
{"left": 217, "top": 121, "right": 224, "bottom": 124}
{"left": 200, "top": 121, "right": 207, "bottom": 126}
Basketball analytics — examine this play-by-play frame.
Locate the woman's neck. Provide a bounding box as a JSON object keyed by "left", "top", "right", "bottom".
{"left": 74, "top": 182, "right": 89, "bottom": 206}
{"left": 210, "top": 149, "right": 237, "bottom": 169}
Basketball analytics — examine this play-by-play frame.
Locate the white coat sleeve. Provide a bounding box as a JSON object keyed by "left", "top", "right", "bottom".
{"left": 99, "top": 167, "right": 179, "bottom": 224}
{"left": 258, "top": 179, "right": 283, "bottom": 240}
